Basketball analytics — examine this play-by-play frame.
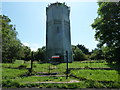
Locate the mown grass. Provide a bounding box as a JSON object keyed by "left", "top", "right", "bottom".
{"left": 2, "top": 68, "right": 28, "bottom": 79}
{"left": 70, "top": 69, "right": 119, "bottom": 82}
{"left": 12, "top": 76, "right": 72, "bottom": 84}
{"left": 1, "top": 60, "right": 120, "bottom": 88}
{"left": 20, "top": 82, "right": 86, "bottom": 89}
{"left": 2, "top": 60, "right": 30, "bottom": 68}
{"left": 69, "top": 60, "right": 109, "bottom": 68}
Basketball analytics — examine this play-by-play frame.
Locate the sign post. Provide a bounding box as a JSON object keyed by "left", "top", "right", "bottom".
{"left": 66, "top": 51, "right": 68, "bottom": 79}
{"left": 29, "top": 51, "right": 34, "bottom": 75}
{"left": 48, "top": 59, "right": 51, "bottom": 74}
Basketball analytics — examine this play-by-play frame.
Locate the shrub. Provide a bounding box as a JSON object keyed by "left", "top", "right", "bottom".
{"left": 73, "top": 47, "right": 87, "bottom": 61}
{"left": 18, "top": 64, "right": 27, "bottom": 69}
{"left": 2, "top": 80, "right": 20, "bottom": 88}
{"left": 84, "top": 66, "right": 90, "bottom": 69}
{"left": 33, "top": 65, "right": 36, "bottom": 68}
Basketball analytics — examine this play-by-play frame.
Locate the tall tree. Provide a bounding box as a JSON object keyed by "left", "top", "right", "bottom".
{"left": 34, "top": 47, "right": 46, "bottom": 62}
{"left": 72, "top": 45, "right": 86, "bottom": 61}
{"left": 91, "top": 2, "right": 120, "bottom": 63}
{"left": 77, "top": 44, "right": 89, "bottom": 54}
{"left": 73, "top": 47, "right": 86, "bottom": 61}
{"left": 90, "top": 48, "right": 104, "bottom": 60}
{"left": 22, "top": 45, "right": 31, "bottom": 61}
{"left": 1, "top": 15, "right": 22, "bottom": 63}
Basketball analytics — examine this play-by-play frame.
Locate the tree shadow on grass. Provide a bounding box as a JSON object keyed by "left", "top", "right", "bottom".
{"left": 105, "top": 62, "right": 120, "bottom": 83}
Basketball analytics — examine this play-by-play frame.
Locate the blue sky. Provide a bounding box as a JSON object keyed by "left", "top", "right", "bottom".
{"left": 2, "top": 1, "right": 99, "bottom": 51}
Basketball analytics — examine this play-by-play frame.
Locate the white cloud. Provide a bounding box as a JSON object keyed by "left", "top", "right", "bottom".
{"left": 31, "top": 47, "right": 38, "bottom": 51}
{"left": 23, "top": 42, "right": 42, "bottom": 51}
{"left": 31, "top": 43, "right": 42, "bottom": 51}
{"left": 23, "top": 42, "right": 30, "bottom": 47}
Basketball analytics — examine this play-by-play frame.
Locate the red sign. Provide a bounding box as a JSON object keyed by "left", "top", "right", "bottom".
{"left": 52, "top": 56, "right": 60, "bottom": 58}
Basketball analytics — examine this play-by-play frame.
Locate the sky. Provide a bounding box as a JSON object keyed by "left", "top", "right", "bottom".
{"left": 2, "top": 0, "right": 99, "bottom": 51}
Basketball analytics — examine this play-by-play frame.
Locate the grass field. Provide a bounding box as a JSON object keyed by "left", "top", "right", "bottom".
{"left": 1, "top": 60, "right": 120, "bottom": 88}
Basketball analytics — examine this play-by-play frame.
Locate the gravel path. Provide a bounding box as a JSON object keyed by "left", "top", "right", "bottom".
{"left": 32, "top": 80, "right": 80, "bottom": 84}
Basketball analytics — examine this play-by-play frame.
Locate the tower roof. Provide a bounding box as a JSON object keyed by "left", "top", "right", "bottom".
{"left": 46, "top": 2, "right": 69, "bottom": 9}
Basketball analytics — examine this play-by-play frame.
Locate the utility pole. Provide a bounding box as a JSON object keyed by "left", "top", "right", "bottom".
{"left": 66, "top": 51, "right": 68, "bottom": 79}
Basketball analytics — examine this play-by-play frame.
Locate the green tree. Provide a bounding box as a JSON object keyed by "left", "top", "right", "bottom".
{"left": 73, "top": 47, "right": 86, "bottom": 61}
{"left": 34, "top": 46, "right": 46, "bottom": 62}
{"left": 90, "top": 48, "right": 104, "bottom": 60}
{"left": 21, "top": 45, "right": 31, "bottom": 62}
{"left": 77, "top": 44, "right": 89, "bottom": 54}
{"left": 91, "top": 2, "right": 120, "bottom": 63}
{"left": 1, "top": 15, "right": 22, "bottom": 63}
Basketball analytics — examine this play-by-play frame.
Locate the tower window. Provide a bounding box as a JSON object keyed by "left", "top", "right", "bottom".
{"left": 57, "top": 26, "right": 59, "bottom": 33}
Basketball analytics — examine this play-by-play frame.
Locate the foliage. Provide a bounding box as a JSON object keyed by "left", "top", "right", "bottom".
{"left": 34, "top": 47, "right": 46, "bottom": 62}
{"left": 91, "top": 2, "right": 120, "bottom": 63}
{"left": 21, "top": 46, "right": 31, "bottom": 61}
{"left": 90, "top": 48, "right": 104, "bottom": 60}
{"left": 2, "top": 80, "right": 20, "bottom": 88}
{"left": 18, "top": 64, "right": 27, "bottom": 69}
{"left": 1, "top": 15, "right": 46, "bottom": 63}
{"left": 1, "top": 15, "right": 23, "bottom": 63}
{"left": 77, "top": 44, "right": 89, "bottom": 54}
{"left": 72, "top": 46, "right": 87, "bottom": 61}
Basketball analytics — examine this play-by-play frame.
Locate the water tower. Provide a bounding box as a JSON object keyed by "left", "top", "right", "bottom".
{"left": 46, "top": 2, "right": 73, "bottom": 62}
